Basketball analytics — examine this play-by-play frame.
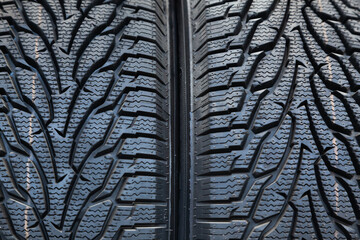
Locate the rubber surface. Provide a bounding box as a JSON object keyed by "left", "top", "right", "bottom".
{"left": 1, "top": 0, "right": 360, "bottom": 239}
{"left": 0, "top": 0, "right": 170, "bottom": 239}
{"left": 190, "top": 0, "right": 360, "bottom": 239}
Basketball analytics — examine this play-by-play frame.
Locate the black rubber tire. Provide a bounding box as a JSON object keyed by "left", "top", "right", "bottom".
{"left": 1, "top": 0, "right": 360, "bottom": 239}
{"left": 189, "top": 0, "right": 360, "bottom": 239}
{"left": 0, "top": 0, "right": 170, "bottom": 239}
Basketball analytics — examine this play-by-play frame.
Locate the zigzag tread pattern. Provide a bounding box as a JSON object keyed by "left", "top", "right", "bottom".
{"left": 191, "top": 0, "right": 360, "bottom": 239}
{"left": 0, "top": 0, "right": 170, "bottom": 239}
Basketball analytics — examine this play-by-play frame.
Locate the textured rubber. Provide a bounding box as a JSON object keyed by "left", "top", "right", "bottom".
{"left": 1, "top": 0, "right": 360, "bottom": 239}
{"left": 0, "top": 0, "right": 170, "bottom": 239}
{"left": 190, "top": 0, "right": 360, "bottom": 239}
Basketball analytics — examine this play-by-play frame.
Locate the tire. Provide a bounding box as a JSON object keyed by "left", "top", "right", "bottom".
{"left": 0, "top": 0, "right": 170, "bottom": 239}
{"left": 1, "top": 0, "right": 360, "bottom": 239}
{"left": 189, "top": 0, "right": 360, "bottom": 239}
